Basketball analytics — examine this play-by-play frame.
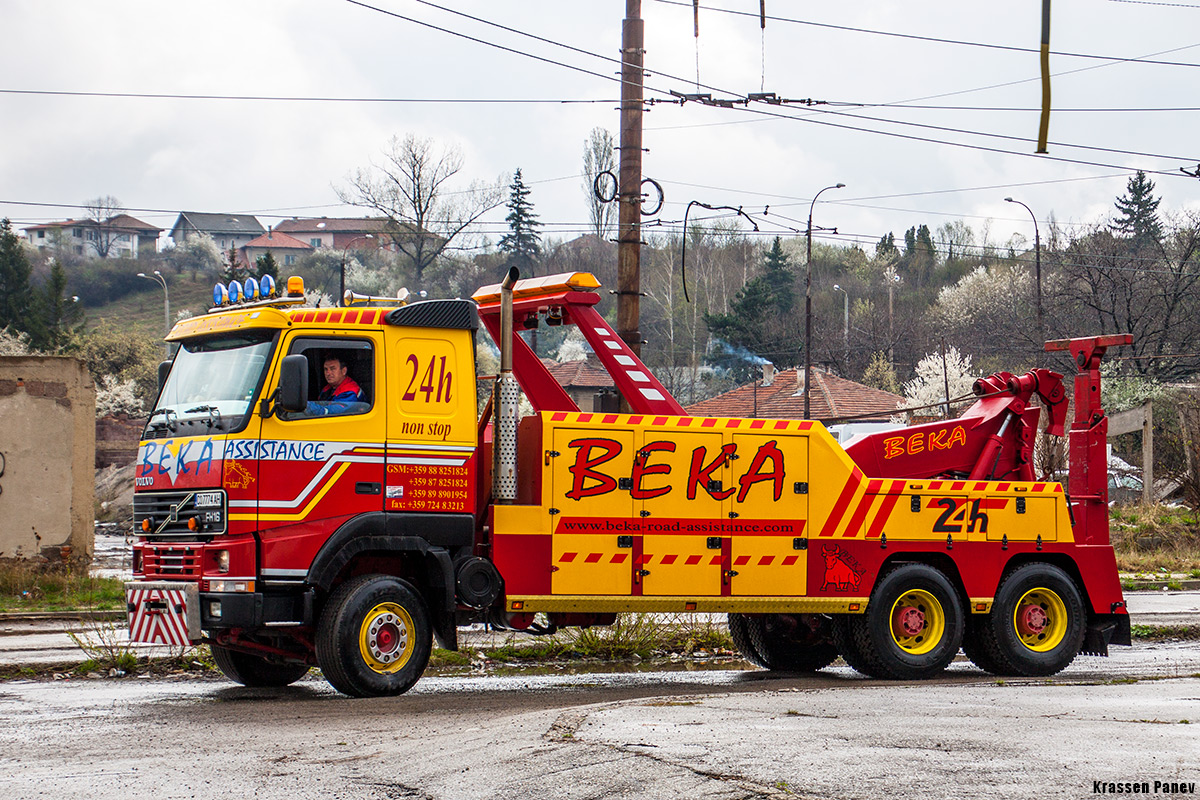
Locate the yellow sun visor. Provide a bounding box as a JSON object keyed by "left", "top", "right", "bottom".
{"left": 166, "top": 305, "right": 292, "bottom": 341}
{"left": 471, "top": 272, "right": 601, "bottom": 306}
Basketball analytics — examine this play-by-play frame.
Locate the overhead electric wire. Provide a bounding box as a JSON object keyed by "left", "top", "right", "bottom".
{"left": 339, "top": 0, "right": 676, "bottom": 97}
{"left": 652, "top": 0, "right": 1200, "bottom": 69}
{"left": 0, "top": 89, "right": 614, "bottom": 104}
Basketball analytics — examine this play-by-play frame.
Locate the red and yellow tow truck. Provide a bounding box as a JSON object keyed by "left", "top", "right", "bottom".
{"left": 127, "top": 269, "right": 1129, "bottom": 696}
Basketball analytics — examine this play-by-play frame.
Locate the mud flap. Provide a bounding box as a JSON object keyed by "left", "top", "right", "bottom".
{"left": 425, "top": 549, "right": 458, "bottom": 651}
{"left": 1082, "top": 614, "right": 1131, "bottom": 656}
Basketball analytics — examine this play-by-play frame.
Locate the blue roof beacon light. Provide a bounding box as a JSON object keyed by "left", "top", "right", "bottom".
{"left": 244, "top": 277, "right": 260, "bottom": 301}
{"left": 213, "top": 283, "right": 229, "bottom": 306}
{"left": 260, "top": 274, "right": 276, "bottom": 298}
{"left": 228, "top": 281, "right": 243, "bottom": 304}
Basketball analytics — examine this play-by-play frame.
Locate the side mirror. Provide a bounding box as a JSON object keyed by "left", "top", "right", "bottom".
{"left": 156, "top": 360, "right": 172, "bottom": 396}
{"left": 278, "top": 355, "right": 309, "bottom": 413}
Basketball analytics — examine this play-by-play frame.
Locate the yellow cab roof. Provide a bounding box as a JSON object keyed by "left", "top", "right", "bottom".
{"left": 166, "top": 303, "right": 400, "bottom": 342}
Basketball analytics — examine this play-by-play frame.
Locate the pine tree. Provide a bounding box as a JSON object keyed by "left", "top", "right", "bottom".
{"left": 255, "top": 251, "right": 280, "bottom": 281}
{"left": 0, "top": 219, "right": 36, "bottom": 336}
{"left": 219, "top": 246, "right": 247, "bottom": 284}
{"left": 875, "top": 232, "right": 898, "bottom": 259}
{"left": 1111, "top": 170, "right": 1163, "bottom": 246}
{"left": 32, "top": 260, "right": 84, "bottom": 351}
{"left": 705, "top": 237, "right": 800, "bottom": 380}
{"left": 499, "top": 168, "right": 542, "bottom": 275}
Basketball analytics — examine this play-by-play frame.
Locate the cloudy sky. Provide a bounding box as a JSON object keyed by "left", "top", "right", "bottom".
{"left": 3, "top": 0, "right": 1198, "bottom": 257}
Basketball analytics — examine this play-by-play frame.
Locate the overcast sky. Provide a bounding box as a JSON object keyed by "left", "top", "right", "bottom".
{"left": 3, "top": 0, "right": 1199, "bottom": 258}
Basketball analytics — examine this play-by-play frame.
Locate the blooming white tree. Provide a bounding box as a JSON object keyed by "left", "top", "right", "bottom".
{"left": 95, "top": 375, "right": 145, "bottom": 417}
{"left": 903, "top": 345, "right": 977, "bottom": 415}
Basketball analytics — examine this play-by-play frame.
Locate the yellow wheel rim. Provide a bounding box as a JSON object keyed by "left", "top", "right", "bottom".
{"left": 1012, "top": 587, "right": 1068, "bottom": 652}
{"left": 889, "top": 589, "right": 945, "bottom": 655}
{"left": 358, "top": 602, "right": 415, "bottom": 673}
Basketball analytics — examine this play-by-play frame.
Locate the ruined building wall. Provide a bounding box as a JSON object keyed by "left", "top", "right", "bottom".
{"left": 0, "top": 357, "right": 95, "bottom": 567}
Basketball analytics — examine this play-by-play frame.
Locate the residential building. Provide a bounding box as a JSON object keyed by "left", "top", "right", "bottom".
{"left": 169, "top": 212, "right": 265, "bottom": 251}
{"left": 273, "top": 217, "right": 393, "bottom": 251}
{"left": 686, "top": 366, "right": 905, "bottom": 423}
{"left": 22, "top": 215, "right": 162, "bottom": 259}
{"left": 239, "top": 230, "right": 313, "bottom": 268}
{"left": 540, "top": 355, "right": 616, "bottom": 411}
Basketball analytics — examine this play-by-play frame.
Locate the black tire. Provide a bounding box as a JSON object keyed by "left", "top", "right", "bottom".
{"left": 210, "top": 644, "right": 311, "bottom": 687}
{"left": 974, "top": 563, "right": 1086, "bottom": 677}
{"left": 846, "top": 563, "right": 964, "bottom": 680}
{"left": 728, "top": 613, "right": 767, "bottom": 667}
{"left": 830, "top": 614, "right": 883, "bottom": 677}
{"left": 962, "top": 618, "right": 1007, "bottom": 675}
{"left": 315, "top": 574, "right": 432, "bottom": 698}
{"left": 744, "top": 614, "right": 839, "bottom": 672}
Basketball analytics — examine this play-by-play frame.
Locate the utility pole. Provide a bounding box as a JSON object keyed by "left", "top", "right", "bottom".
{"left": 616, "top": 0, "right": 645, "bottom": 361}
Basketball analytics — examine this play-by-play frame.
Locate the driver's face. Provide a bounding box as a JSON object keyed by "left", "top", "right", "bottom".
{"left": 324, "top": 360, "right": 347, "bottom": 386}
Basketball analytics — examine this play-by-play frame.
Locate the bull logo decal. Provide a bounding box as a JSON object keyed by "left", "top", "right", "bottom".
{"left": 224, "top": 460, "right": 255, "bottom": 490}
{"left": 821, "top": 544, "right": 862, "bottom": 592}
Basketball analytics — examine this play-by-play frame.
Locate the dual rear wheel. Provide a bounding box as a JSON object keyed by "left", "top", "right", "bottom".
{"left": 737, "top": 562, "right": 1086, "bottom": 681}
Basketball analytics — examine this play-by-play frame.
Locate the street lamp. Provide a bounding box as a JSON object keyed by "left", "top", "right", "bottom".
{"left": 339, "top": 234, "right": 375, "bottom": 306}
{"left": 885, "top": 267, "right": 901, "bottom": 368}
{"left": 833, "top": 284, "right": 849, "bottom": 363}
{"left": 804, "top": 183, "right": 845, "bottom": 420}
{"left": 137, "top": 270, "right": 170, "bottom": 357}
{"left": 1004, "top": 197, "right": 1043, "bottom": 350}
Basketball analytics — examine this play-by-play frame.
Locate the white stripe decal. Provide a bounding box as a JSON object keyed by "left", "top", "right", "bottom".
{"left": 229, "top": 452, "right": 385, "bottom": 509}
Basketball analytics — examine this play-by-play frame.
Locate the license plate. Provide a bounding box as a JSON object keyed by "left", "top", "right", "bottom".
{"left": 126, "top": 581, "right": 200, "bottom": 646}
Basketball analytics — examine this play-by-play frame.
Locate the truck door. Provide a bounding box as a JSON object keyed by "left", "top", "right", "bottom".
{"left": 549, "top": 426, "right": 635, "bottom": 596}
{"left": 255, "top": 333, "right": 385, "bottom": 577}
{"left": 728, "top": 433, "right": 809, "bottom": 597}
{"left": 636, "top": 430, "right": 727, "bottom": 597}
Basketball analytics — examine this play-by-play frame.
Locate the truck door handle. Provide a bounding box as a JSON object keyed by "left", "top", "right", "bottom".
{"left": 355, "top": 482, "right": 382, "bottom": 495}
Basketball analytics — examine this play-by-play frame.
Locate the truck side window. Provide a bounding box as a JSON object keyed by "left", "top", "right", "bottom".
{"left": 281, "top": 337, "right": 374, "bottom": 420}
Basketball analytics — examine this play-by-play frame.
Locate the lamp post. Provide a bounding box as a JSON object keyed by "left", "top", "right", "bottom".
{"left": 1004, "top": 197, "right": 1043, "bottom": 349}
{"left": 339, "top": 234, "right": 375, "bottom": 306}
{"left": 137, "top": 270, "right": 170, "bottom": 357}
{"left": 833, "top": 283, "right": 849, "bottom": 363}
{"left": 804, "top": 182, "right": 845, "bottom": 420}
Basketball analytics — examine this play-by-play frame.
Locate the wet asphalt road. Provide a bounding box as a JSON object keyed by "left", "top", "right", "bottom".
{"left": 1, "top": 643, "right": 1197, "bottom": 800}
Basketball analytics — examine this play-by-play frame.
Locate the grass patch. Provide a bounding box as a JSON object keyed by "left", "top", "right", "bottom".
{"left": 1111, "top": 503, "right": 1200, "bottom": 573}
{"left": 428, "top": 648, "right": 472, "bottom": 668}
{"left": 0, "top": 561, "right": 125, "bottom": 613}
{"left": 472, "top": 614, "right": 735, "bottom": 664}
{"left": 1130, "top": 624, "right": 1200, "bottom": 641}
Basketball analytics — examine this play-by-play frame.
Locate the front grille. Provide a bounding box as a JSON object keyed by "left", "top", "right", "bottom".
{"left": 142, "top": 545, "right": 203, "bottom": 579}
{"left": 134, "top": 489, "right": 227, "bottom": 541}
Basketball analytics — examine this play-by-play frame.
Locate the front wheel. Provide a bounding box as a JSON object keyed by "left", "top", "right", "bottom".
{"left": 210, "top": 644, "right": 311, "bottom": 687}
{"left": 316, "top": 574, "right": 432, "bottom": 698}
{"left": 845, "top": 563, "right": 964, "bottom": 680}
{"left": 975, "top": 563, "right": 1085, "bottom": 677}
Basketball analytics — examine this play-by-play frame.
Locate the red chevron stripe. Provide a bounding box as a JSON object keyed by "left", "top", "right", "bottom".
{"left": 818, "top": 467, "right": 864, "bottom": 537}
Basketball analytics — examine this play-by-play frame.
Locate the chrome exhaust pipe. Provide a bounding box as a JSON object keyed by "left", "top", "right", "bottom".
{"left": 492, "top": 267, "right": 520, "bottom": 504}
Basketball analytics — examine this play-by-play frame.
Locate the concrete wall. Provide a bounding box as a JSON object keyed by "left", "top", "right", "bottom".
{"left": 0, "top": 357, "right": 95, "bottom": 567}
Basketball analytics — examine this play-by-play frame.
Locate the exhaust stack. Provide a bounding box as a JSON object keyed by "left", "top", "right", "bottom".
{"left": 492, "top": 267, "right": 521, "bottom": 504}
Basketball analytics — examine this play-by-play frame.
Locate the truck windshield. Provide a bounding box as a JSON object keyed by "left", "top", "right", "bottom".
{"left": 148, "top": 334, "right": 274, "bottom": 434}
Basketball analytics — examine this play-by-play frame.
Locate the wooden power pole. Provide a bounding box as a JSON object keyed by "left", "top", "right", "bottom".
{"left": 617, "top": 0, "right": 645, "bottom": 359}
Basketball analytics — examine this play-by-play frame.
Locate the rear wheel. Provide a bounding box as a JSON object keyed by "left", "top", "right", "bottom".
{"left": 728, "top": 613, "right": 766, "bottom": 667}
{"left": 846, "top": 563, "right": 964, "bottom": 680}
{"left": 210, "top": 644, "right": 311, "bottom": 687}
{"left": 975, "top": 563, "right": 1085, "bottom": 677}
{"left": 316, "top": 574, "right": 432, "bottom": 697}
{"left": 744, "top": 614, "right": 838, "bottom": 672}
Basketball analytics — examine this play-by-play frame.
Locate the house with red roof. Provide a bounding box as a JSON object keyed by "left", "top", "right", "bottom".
{"left": 273, "top": 217, "right": 396, "bottom": 251}
{"left": 686, "top": 366, "right": 905, "bottom": 423}
{"left": 239, "top": 229, "right": 313, "bottom": 268}
{"left": 540, "top": 356, "right": 616, "bottom": 411}
{"left": 23, "top": 214, "right": 162, "bottom": 259}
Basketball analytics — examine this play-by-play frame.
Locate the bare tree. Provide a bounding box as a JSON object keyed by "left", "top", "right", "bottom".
{"left": 83, "top": 195, "right": 126, "bottom": 258}
{"left": 581, "top": 127, "right": 616, "bottom": 241}
{"left": 338, "top": 134, "right": 502, "bottom": 277}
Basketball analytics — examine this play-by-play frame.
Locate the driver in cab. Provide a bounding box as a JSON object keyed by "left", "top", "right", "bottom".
{"left": 303, "top": 354, "right": 367, "bottom": 417}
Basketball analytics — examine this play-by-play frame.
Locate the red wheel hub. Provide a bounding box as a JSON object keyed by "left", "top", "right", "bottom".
{"left": 375, "top": 623, "right": 399, "bottom": 653}
{"left": 893, "top": 605, "right": 926, "bottom": 637}
{"left": 1017, "top": 604, "right": 1049, "bottom": 637}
